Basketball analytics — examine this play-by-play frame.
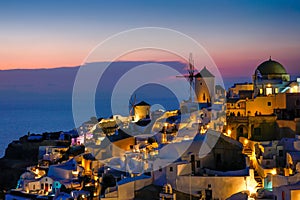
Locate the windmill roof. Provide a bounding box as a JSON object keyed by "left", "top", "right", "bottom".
{"left": 195, "top": 66, "right": 214, "bottom": 78}
{"left": 135, "top": 101, "right": 150, "bottom": 106}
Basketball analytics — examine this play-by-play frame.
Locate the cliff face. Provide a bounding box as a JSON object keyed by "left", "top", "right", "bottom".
{"left": 0, "top": 141, "right": 39, "bottom": 192}
{"left": 0, "top": 135, "right": 70, "bottom": 192}
{"left": 4, "top": 140, "right": 40, "bottom": 161}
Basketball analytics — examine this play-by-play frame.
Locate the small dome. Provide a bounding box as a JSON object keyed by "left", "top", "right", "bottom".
{"left": 256, "top": 58, "right": 287, "bottom": 75}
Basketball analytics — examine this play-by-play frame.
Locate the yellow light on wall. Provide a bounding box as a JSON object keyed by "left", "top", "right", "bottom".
{"left": 227, "top": 129, "right": 232, "bottom": 136}
{"left": 267, "top": 84, "right": 271, "bottom": 88}
{"left": 291, "top": 85, "right": 298, "bottom": 93}
{"left": 271, "top": 169, "right": 277, "bottom": 175}
{"left": 161, "top": 133, "right": 167, "bottom": 144}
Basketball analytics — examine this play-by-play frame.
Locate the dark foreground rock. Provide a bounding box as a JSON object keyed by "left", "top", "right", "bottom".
{"left": 0, "top": 134, "right": 70, "bottom": 193}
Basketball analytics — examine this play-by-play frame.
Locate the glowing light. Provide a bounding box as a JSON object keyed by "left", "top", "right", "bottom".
{"left": 267, "top": 84, "right": 271, "bottom": 88}
{"left": 200, "top": 126, "right": 206, "bottom": 134}
{"left": 291, "top": 85, "right": 298, "bottom": 93}
{"left": 183, "top": 135, "right": 191, "bottom": 140}
{"left": 248, "top": 187, "right": 256, "bottom": 196}
{"left": 227, "top": 129, "right": 232, "bottom": 136}
{"left": 271, "top": 169, "right": 277, "bottom": 175}
{"left": 72, "top": 170, "right": 79, "bottom": 175}
{"left": 244, "top": 139, "right": 249, "bottom": 145}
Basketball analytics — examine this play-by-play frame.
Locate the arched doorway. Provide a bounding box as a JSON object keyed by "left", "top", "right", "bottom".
{"left": 237, "top": 125, "right": 248, "bottom": 139}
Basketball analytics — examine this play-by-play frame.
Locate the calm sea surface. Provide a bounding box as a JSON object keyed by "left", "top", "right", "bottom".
{"left": 0, "top": 100, "right": 75, "bottom": 157}
{"left": 0, "top": 96, "right": 180, "bottom": 157}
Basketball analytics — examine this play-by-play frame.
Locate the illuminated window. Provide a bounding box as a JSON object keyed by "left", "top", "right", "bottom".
{"left": 260, "top": 89, "right": 263, "bottom": 94}
{"left": 266, "top": 88, "right": 272, "bottom": 95}
{"left": 275, "top": 88, "right": 279, "bottom": 93}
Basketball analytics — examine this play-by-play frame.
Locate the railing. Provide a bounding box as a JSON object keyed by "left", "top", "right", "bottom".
{"left": 227, "top": 116, "right": 249, "bottom": 122}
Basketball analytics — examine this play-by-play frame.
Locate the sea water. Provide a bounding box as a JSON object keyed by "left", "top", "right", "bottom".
{"left": 0, "top": 94, "right": 179, "bottom": 157}
{"left": 0, "top": 100, "right": 75, "bottom": 157}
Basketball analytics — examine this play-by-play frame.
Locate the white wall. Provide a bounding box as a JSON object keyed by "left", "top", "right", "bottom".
{"left": 104, "top": 177, "right": 152, "bottom": 200}
{"left": 273, "top": 186, "right": 300, "bottom": 200}
{"left": 27, "top": 181, "right": 41, "bottom": 192}
{"left": 176, "top": 175, "right": 253, "bottom": 199}
{"left": 117, "top": 181, "right": 134, "bottom": 200}
{"left": 134, "top": 177, "right": 152, "bottom": 191}
{"left": 272, "top": 173, "right": 300, "bottom": 188}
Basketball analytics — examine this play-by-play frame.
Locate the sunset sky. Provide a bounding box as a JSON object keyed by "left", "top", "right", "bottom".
{"left": 1, "top": 0, "right": 300, "bottom": 77}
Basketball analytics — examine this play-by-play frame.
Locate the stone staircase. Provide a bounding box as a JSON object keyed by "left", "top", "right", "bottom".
{"left": 242, "top": 145, "right": 263, "bottom": 189}
{"left": 243, "top": 146, "right": 253, "bottom": 156}
{"left": 254, "top": 170, "right": 263, "bottom": 188}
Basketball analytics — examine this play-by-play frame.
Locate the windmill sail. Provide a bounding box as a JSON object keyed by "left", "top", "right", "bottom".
{"left": 129, "top": 94, "right": 137, "bottom": 117}
{"left": 176, "top": 53, "right": 196, "bottom": 101}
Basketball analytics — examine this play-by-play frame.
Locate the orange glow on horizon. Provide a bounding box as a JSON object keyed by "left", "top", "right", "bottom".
{"left": 0, "top": 48, "right": 188, "bottom": 70}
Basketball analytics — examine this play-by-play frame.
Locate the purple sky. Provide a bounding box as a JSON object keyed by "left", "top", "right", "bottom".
{"left": 1, "top": 0, "right": 300, "bottom": 77}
